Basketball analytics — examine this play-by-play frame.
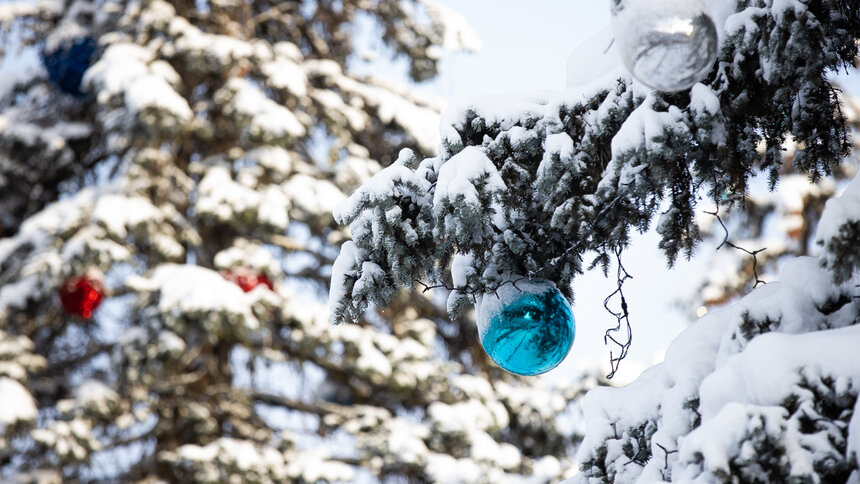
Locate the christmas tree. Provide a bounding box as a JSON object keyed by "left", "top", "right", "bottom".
{"left": 0, "top": 1, "right": 594, "bottom": 482}
{"left": 331, "top": 0, "right": 860, "bottom": 481}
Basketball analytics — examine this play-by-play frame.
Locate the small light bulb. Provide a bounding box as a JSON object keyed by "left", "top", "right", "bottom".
{"left": 612, "top": 0, "right": 718, "bottom": 92}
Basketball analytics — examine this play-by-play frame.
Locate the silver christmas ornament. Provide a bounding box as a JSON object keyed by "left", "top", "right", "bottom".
{"left": 611, "top": 0, "right": 718, "bottom": 92}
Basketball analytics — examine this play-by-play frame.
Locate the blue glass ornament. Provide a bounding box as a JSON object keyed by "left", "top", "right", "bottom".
{"left": 43, "top": 37, "right": 98, "bottom": 97}
{"left": 477, "top": 280, "right": 575, "bottom": 376}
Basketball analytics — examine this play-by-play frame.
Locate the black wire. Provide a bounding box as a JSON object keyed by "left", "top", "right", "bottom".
{"left": 603, "top": 246, "right": 633, "bottom": 380}
{"left": 704, "top": 210, "right": 767, "bottom": 288}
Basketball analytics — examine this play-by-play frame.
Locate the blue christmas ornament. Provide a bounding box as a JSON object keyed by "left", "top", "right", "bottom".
{"left": 476, "top": 279, "right": 575, "bottom": 376}
{"left": 43, "top": 37, "right": 98, "bottom": 97}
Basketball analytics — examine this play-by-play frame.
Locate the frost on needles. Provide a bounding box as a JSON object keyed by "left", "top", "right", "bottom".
{"left": 330, "top": 0, "right": 860, "bottom": 324}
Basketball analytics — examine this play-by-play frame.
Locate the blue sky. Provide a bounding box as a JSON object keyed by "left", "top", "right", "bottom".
{"left": 431, "top": 1, "right": 610, "bottom": 97}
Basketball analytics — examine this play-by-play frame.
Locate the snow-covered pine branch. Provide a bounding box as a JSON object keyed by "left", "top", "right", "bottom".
{"left": 331, "top": 0, "right": 860, "bottom": 323}
{"left": 570, "top": 168, "right": 860, "bottom": 484}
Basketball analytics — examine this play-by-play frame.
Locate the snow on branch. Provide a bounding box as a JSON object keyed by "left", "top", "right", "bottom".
{"left": 570, "top": 168, "right": 860, "bottom": 483}
{"left": 330, "top": 0, "right": 860, "bottom": 327}
{"left": 817, "top": 172, "right": 860, "bottom": 284}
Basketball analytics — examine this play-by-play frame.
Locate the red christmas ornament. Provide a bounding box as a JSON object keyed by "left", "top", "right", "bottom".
{"left": 222, "top": 268, "right": 274, "bottom": 293}
{"left": 59, "top": 275, "right": 105, "bottom": 319}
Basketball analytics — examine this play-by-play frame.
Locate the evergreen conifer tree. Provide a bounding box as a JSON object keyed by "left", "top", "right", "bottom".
{"left": 0, "top": 1, "right": 592, "bottom": 482}
{"left": 331, "top": 0, "right": 860, "bottom": 482}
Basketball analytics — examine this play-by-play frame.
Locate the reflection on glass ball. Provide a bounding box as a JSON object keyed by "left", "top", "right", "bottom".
{"left": 612, "top": 0, "right": 718, "bottom": 92}
{"left": 477, "top": 280, "right": 575, "bottom": 376}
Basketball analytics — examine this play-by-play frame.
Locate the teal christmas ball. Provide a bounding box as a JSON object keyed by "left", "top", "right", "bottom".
{"left": 476, "top": 280, "right": 575, "bottom": 376}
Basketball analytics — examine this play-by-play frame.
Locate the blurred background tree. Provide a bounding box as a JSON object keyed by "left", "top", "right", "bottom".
{"left": 682, "top": 88, "right": 859, "bottom": 317}
{"left": 0, "top": 1, "right": 595, "bottom": 482}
